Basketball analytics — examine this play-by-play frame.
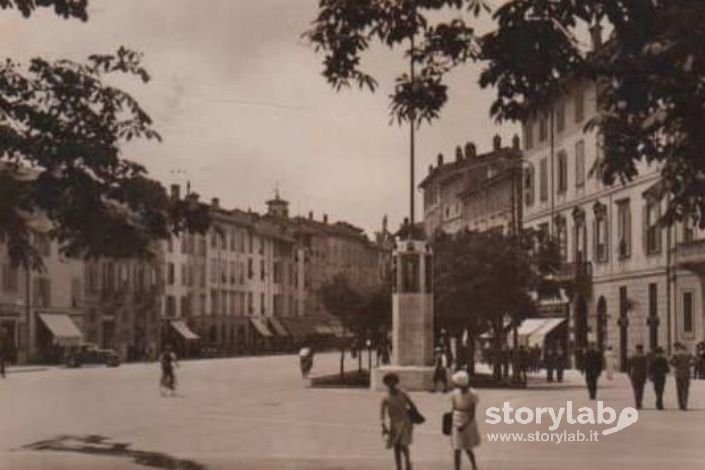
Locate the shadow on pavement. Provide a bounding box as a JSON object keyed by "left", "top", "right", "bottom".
{"left": 21, "top": 434, "right": 206, "bottom": 469}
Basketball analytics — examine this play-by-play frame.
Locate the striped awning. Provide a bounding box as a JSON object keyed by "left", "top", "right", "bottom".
{"left": 38, "top": 313, "right": 83, "bottom": 346}
{"left": 250, "top": 317, "right": 273, "bottom": 337}
{"left": 269, "top": 317, "right": 290, "bottom": 337}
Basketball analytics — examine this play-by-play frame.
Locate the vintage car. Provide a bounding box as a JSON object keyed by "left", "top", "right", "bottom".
{"left": 65, "top": 344, "right": 120, "bottom": 368}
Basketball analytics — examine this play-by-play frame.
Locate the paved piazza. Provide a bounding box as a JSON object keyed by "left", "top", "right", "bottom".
{"left": 1, "top": 353, "right": 704, "bottom": 469}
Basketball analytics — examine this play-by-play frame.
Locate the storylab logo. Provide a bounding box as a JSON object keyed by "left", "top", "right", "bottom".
{"left": 484, "top": 401, "right": 638, "bottom": 443}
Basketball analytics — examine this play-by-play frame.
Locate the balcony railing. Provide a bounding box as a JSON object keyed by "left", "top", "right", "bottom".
{"left": 675, "top": 239, "right": 705, "bottom": 268}
{"left": 554, "top": 261, "right": 593, "bottom": 283}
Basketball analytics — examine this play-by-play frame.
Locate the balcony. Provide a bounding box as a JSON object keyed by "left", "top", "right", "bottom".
{"left": 675, "top": 239, "right": 705, "bottom": 272}
{"left": 554, "top": 262, "right": 593, "bottom": 284}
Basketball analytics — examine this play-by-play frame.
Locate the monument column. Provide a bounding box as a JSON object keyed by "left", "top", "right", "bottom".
{"left": 371, "top": 239, "right": 435, "bottom": 391}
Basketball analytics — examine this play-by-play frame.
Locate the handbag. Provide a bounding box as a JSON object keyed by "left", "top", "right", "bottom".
{"left": 407, "top": 400, "right": 426, "bottom": 425}
{"left": 442, "top": 412, "right": 453, "bottom": 435}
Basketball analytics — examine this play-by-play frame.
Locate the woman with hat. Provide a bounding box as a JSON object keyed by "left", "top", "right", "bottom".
{"left": 380, "top": 372, "right": 415, "bottom": 470}
{"left": 449, "top": 370, "right": 480, "bottom": 470}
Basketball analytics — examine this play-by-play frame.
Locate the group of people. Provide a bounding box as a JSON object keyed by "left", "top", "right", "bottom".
{"left": 481, "top": 344, "right": 567, "bottom": 386}
{"left": 381, "top": 370, "right": 480, "bottom": 470}
{"left": 581, "top": 341, "right": 696, "bottom": 410}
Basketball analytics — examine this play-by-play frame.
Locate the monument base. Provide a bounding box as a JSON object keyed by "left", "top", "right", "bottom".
{"left": 370, "top": 365, "right": 435, "bottom": 392}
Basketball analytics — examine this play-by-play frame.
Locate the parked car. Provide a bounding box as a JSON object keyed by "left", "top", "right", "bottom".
{"left": 65, "top": 344, "right": 120, "bottom": 368}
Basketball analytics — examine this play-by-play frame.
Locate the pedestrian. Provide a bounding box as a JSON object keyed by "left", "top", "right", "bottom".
{"left": 159, "top": 344, "right": 178, "bottom": 396}
{"left": 517, "top": 345, "right": 529, "bottom": 387}
{"left": 545, "top": 347, "right": 555, "bottom": 382}
{"left": 650, "top": 347, "right": 669, "bottom": 410}
{"left": 380, "top": 373, "right": 415, "bottom": 470}
{"left": 555, "top": 346, "right": 566, "bottom": 383}
{"left": 299, "top": 344, "right": 314, "bottom": 379}
{"left": 449, "top": 371, "right": 480, "bottom": 470}
{"left": 432, "top": 347, "right": 449, "bottom": 393}
{"left": 627, "top": 344, "right": 648, "bottom": 409}
{"left": 500, "top": 345, "right": 510, "bottom": 381}
{"left": 670, "top": 343, "right": 694, "bottom": 411}
{"left": 582, "top": 342, "right": 603, "bottom": 400}
{"left": 604, "top": 345, "right": 617, "bottom": 380}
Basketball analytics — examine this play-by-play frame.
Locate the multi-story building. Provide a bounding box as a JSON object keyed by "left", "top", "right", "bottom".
{"left": 420, "top": 136, "right": 522, "bottom": 238}
{"left": 521, "top": 73, "right": 705, "bottom": 368}
{"left": 0, "top": 230, "right": 86, "bottom": 364}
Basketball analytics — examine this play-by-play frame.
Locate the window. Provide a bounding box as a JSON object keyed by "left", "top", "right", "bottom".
{"left": 165, "top": 295, "right": 176, "bottom": 317}
{"left": 575, "top": 140, "right": 585, "bottom": 187}
{"left": 181, "top": 264, "right": 188, "bottom": 286}
{"left": 574, "top": 219, "right": 586, "bottom": 262}
{"left": 539, "top": 158, "right": 548, "bottom": 202}
{"left": 221, "top": 289, "right": 228, "bottom": 315}
{"left": 2, "top": 264, "right": 18, "bottom": 293}
{"left": 211, "top": 230, "right": 218, "bottom": 249}
{"left": 35, "top": 233, "right": 51, "bottom": 257}
{"left": 33, "top": 277, "right": 51, "bottom": 307}
{"left": 616, "top": 199, "right": 632, "bottom": 259}
{"left": 645, "top": 199, "right": 662, "bottom": 255}
{"left": 230, "top": 261, "right": 236, "bottom": 285}
{"left": 683, "top": 291, "right": 694, "bottom": 334}
{"left": 557, "top": 151, "right": 568, "bottom": 193}
{"left": 248, "top": 258, "right": 253, "bottom": 279}
{"left": 556, "top": 220, "right": 568, "bottom": 261}
{"left": 230, "top": 229, "right": 237, "bottom": 251}
{"left": 180, "top": 295, "right": 191, "bottom": 317}
{"left": 556, "top": 101, "right": 566, "bottom": 133}
{"left": 683, "top": 220, "right": 695, "bottom": 243}
{"left": 71, "top": 278, "right": 82, "bottom": 307}
{"left": 260, "top": 260, "right": 266, "bottom": 281}
{"left": 574, "top": 88, "right": 585, "bottom": 123}
{"left": 248, "top": 292, "right": 253, "bottom": 313}
{"left": 594, "top": 213, "right": 609, "bottom": 262}
{"left": 260, "top": 293, "right": 266, "bottom": 314}
{"left": 167, "top": 262, "right": 175, "bottom": 285}
{"left": 538, "top": 114, "right": 548, "bottom": 142}
{"left": 523, "top": 120, "right": 533, "bottom": 149}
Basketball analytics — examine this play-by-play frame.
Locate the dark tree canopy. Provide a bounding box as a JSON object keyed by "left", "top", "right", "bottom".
{"left": 0, "top": 2, "right": 210, "bottom": 268}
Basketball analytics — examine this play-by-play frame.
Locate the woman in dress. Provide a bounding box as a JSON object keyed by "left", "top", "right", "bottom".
{"left": 380, "top": 373, "right": 414, "bottom": 470}
{"left": 450, "top": 371, "right": 480, "bottom": 470}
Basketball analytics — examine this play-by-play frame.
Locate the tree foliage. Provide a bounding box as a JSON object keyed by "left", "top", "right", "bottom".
{"left": 304, "top": 0, "right": 491, "bottom": 125}
{"left": 434, "top": 229, "right": 560, "bottom": 341}
{"left": 481, "top": 0, "right": 705, "bottom": 225}
{"left": 0, "top": 2, "right": 210, "bottom": 268}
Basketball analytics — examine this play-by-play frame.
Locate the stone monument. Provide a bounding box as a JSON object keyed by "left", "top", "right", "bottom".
{"left": 371, "top": 239, "right": 435, "bottom": 391}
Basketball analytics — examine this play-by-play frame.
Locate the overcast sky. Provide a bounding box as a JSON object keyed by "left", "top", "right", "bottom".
{"left": 1, "top": 0, "right": 516, "bottom": 235}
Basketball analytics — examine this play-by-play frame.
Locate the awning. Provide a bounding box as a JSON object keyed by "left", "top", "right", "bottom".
{"left": 527, "top": 317, "right": 566, "bottom": 347}
{"left": 279, "top": 317, "right": 314, "bottom": 340}
{"left": 38, "top": 313, "right": 83, "bottom": 346}
{"left": 314, "top": 323, "right": 335, "bottom": 335}
{"left": 170, "top": 320, "right": 199, "bottom": 340}
{"left": 268, "top": 317, "right": 289, "bottom": 337}
{"left": 516, "top": 318, "right": 550, "bottom": 337}
{"left": 250, "top": 317, "right": 273, "bottom": 337}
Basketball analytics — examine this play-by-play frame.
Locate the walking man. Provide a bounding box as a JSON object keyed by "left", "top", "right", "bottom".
{"left": 582, "top": 342, "right": 603, "bottom": 400}
{"left": 650, "top": 347, "right": 669, "bottom": 410}
{"left": 432, "top": 347, "right": 449, "bottom": 393}
{"left": 159, "top": 344, "right": 178, "bottom": 396}
{"left": 545, "top": 347, "right": 555, "bottom": 382}
{"left": 555, "top": 346, "right": 566, "bottom": 383}
{"left": 671, "top": 343, "right": 694, "bottom": 410}
{"left": 627, "top": 344, "right": 648, "bottom": 409}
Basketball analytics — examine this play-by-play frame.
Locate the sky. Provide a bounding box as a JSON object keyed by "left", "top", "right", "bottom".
{"left": 0, "top": 0, "right": 516, "bottom": 236}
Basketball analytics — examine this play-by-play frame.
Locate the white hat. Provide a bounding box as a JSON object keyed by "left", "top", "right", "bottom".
{"left": 452, "top": 370, "right": 469, "bottom": 387}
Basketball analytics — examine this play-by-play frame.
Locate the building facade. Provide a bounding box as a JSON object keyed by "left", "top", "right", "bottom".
{"left": 420, "top": 136, "right": 522, "bottom": 238}
{"left": 521, "top": 77, "right": 705, "bottom": 368}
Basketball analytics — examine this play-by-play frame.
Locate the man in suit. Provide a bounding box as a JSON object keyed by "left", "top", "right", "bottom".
{"left": 650, "top": 347, "right": 669, "bottom": 410}
{"left": 671, "top": 343, "right": 694, "bottom": 410}
{"left": 627, "top": 344, "right": 648, "bottom": 409}
{"left": 582, "top": 342, "right": 604, "bottom": 400}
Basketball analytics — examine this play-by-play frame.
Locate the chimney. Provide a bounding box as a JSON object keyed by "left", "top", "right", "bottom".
{"left": 512, "top": 134, "right": 521, "bottom": 150}
{"left": 437, "top": 153, "right": 444, "bottom": 166}
{"left": 211, "top": 197, "right": 220, "bottom": 209}
{"left": 323, "top": 214, "right": 328, "bottom": 224}
{"left": 590, "top": 23, "right": 603, "bottom": 50}
{"left": 455, "top": 145, "right": 464, "bottom": 162}
{"left": 464, "top": 142, "right": 477, "bottom": 159}
{"left": 428, "top": 164, "right": 433, "bottom": 174}
{"left": 308, "top": 211, "right": 313, "bottom": 220}
{"left": 493, "top": 134, "right": 502, "bottom": 151}
{"left": 170, "top": 184, "right": 180, "bottom": 201}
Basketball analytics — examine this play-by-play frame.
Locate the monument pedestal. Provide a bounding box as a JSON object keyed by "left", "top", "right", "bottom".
{"left": 372, "top": 239, "right": 435, "bottom": 392}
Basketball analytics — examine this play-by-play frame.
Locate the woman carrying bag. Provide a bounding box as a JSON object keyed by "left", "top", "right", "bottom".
{"left": 447, "top": 371, "right": 480, "bottom": 470}
{"left": 380, "top": 372, "right": 423, "bottom": 470}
